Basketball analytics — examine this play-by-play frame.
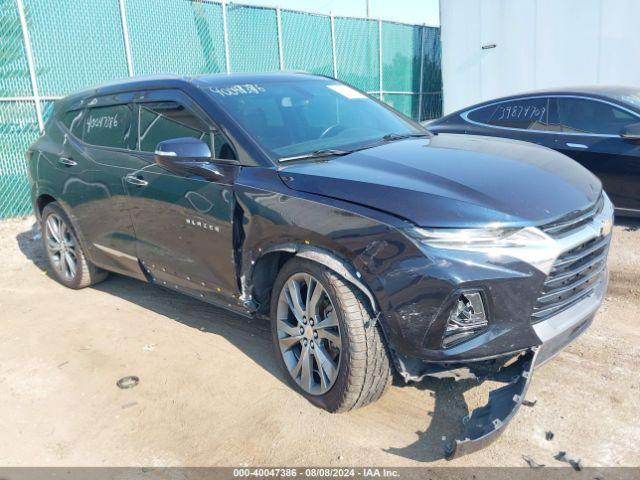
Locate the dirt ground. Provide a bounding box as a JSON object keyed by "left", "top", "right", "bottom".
{"left": 0, "top": 215, "right": 639, "bottom": 467}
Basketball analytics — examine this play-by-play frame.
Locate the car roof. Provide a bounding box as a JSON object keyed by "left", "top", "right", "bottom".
{"left": 56, "top": 72, "right": 327, "bottom": 112}
{"left": 441, "top": 85, "right": 640, "bottom": 119}
{"left": 475, "top": 85, "right": 640, "bottom": 101}
{"left": 516, "top": 85, "right": 640, "bottom": 96}
{"left": 189, "top": 71, "right": 329, "bottom": 87}
{"left": 64, "top": 72, "right": 325, "bottom": 97}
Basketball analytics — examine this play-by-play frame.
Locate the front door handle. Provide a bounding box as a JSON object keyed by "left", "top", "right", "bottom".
{"left": 124, "top": 174, "right": 149, "bottom": 187}
{"left": 58, "top": 157, "right": 77, "bottom": 166}
{"left": 565, "top": 142, "right": 588, "bottom": 149}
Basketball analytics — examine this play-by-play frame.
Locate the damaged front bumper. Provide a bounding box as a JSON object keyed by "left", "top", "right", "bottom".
{"left": 391, "top": 269, "right": 606, "bottom": 459}
{"left": 445, "top": 347, "right": 538, "bottom": 459}
{"left": 447, "top": 281, "right": 603, "bottom": 458}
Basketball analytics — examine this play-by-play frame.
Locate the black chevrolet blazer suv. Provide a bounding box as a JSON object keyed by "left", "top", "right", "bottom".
{"left": 27, "top": 73, "right": 613, "bottom": 457}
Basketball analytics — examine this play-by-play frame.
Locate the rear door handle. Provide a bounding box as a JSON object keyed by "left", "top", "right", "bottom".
{"left": 565, "top": 142, "right": 588, "bottom": 149}
{"left": 124, "top": 174, "right": 148, "bottom": 187}
{"left": 58, "top": 157, "right": 77, "bottom": 166}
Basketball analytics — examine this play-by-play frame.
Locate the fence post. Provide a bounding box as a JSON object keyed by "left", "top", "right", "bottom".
{"left": 418, "top": 25, "right": 426, "bottom": 121}
{"left": 330, "top": 12, "right": 337, "bottom": 78}
{"left": 118, "top": 0, "right": 134, "bottom": 77}
{"left": 378, "top": 18, "right": 383, "bottom": 99}
{"left": 276, "top": 7, "right": 284, "bottom": 70}
{"left": 222, "top": 0, "right": 231, "bottom": 73}
{"left": 15, "top": 0, "right": 43, "bottom": 132}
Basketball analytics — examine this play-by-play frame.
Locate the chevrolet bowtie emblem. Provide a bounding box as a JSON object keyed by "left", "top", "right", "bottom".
{"left": 598, "top": 217, "right": 613, "bottom": 237}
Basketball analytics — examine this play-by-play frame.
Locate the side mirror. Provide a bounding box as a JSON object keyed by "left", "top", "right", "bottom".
{"left": 154, "top": 137, "right": 216, "bottom": 178}
{"left": 620, "top": 123, "right": 640, "bottom": 142}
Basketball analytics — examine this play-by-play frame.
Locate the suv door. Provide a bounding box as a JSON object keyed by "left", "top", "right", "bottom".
{"left": 123, "top": 89, "right": 241, "bottom": 303}
{"left": 553, "top": 96, "right": 640, "bottom": 211}
{"left": 64, "top": 95, "right": 147, "bottom": 280}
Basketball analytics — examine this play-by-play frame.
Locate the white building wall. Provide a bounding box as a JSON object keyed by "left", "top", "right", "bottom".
{"left": 441, "top": 0, "right": 640, "bottom": 114}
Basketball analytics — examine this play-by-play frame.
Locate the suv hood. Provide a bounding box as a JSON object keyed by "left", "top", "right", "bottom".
{"left": 278, "top": 134, "right": 602, "bottom": 228}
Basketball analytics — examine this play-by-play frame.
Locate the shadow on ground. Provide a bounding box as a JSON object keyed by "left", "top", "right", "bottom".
{"left": 614, "top": 215, "right": 640, "bottom": 230}
{"left": 16, "top": 219, "right": 482, "bottom": 463}
{"left": 385, "top": 377, "right": 481, "bottom": 462}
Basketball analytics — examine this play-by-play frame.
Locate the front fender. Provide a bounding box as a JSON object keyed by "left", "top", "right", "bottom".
{"left": 246, "top": 243, "right": 379, "bottom": 314}
{"left": 233, "top": 167, "right": 440, "bottom": 359}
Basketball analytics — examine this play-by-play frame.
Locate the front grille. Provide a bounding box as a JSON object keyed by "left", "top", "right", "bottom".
{"left": 540, "top": 195, "right": 605, "bottom": 238}
{"left": 531, "top": 234, "right": 609, "bottom": 323}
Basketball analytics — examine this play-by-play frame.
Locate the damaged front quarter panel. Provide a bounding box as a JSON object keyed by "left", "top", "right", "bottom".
{"left": 232, "top": 167, "right": 411, "bottom": 323}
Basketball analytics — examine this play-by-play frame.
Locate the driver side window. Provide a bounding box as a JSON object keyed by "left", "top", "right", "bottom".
{"left": 137, "top": 101, "right": 236, "bottom": 160}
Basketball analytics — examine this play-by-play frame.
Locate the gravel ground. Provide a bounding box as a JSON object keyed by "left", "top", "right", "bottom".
{"left": 0, "top": 216, "right": 639, "bottom": 467}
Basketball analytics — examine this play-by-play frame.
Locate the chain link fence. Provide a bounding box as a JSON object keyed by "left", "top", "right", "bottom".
{"left": 0, "top": 0, "right": 442, "bottom": 219}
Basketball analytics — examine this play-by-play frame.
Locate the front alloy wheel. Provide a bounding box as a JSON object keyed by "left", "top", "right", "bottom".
{"left": 270, "top": 258, "right": 392, "bottom": 412}
{"left": 276, "top": 273, "right": 342, "bottom": 395}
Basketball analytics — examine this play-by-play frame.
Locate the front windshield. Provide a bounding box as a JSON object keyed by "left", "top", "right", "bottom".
{"left": 205, "top": 78, "right": 423, "bottom": 160}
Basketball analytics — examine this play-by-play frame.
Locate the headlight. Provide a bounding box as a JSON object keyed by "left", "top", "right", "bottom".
{"left": 406, "top": 225, "right": 558, "bottom": 274}
{"left": 406, "top": 226, "right": 549, "bottom": 250}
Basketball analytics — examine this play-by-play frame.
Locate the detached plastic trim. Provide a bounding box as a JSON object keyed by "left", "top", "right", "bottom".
{"left": 445, "top": 347, "right": 539, "bottom": 460}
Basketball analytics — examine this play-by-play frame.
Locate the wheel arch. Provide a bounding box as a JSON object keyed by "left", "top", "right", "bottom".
{"left": 245, "top": 243, "right": 379, "bottom": 317}
{"left": 35, "top": 192, "right": 57, "bottom": 220}
{"left": 36, "top": 194, "right": 98, "bottom": 266}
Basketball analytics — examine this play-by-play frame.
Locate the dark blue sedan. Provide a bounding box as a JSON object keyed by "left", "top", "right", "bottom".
{"left": 427, "top": 86, "right": 640, "bottom": 216}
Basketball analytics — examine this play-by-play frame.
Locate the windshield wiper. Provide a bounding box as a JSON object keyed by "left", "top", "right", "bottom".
{"left": 279, "top": 149, "right": 352, "bottom": 163}
{"left": 381, "top": 132, "right": 431, "bottom": 142}
{"left": 347, "top": 132, "right": 431, "bottom": 154}
{"left": 278, "top": 133, "right": 430, "bottom": 162}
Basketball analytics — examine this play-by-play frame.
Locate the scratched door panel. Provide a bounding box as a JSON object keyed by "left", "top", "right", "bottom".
{"left": 125, "top": 161, "right": 240, "bottom": 299}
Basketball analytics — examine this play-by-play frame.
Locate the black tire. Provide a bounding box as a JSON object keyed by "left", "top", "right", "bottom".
{"left": 41, "top": 202, "right": 108, "bottom": 289}
{"left": 270, "top": 257, "right": 392, "bottom": 412}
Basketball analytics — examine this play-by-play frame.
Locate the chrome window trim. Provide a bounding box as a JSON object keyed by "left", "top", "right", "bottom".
{"left": 461, "top": 94, "right": 640, "bottom": 138}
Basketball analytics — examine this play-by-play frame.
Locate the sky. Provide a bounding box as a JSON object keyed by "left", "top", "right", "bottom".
{"left": 240, "top": 0, "right": 440, "bottom": 26}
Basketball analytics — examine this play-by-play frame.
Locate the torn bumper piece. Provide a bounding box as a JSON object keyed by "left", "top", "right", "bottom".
{"left": 445, "top": 347, "right": 539, "bottom": 460}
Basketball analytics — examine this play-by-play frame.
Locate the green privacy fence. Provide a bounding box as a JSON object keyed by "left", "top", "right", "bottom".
{"left": 0, "top": 0, "right": 442, "bottom": 219}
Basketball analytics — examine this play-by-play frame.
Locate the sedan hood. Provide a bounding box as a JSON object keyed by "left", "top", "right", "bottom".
{"left": 278, "top": 134, "right": 602, "bottom": 228}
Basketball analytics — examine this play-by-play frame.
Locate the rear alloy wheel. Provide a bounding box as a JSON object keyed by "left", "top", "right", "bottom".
{"left": 41, "top": 202, "right": 108, "bottom": 289}
{"left": 270, "top": 258, "right": 392, "bottom": 412}
{"left": 44, "top": 213, "right": 79, "bottom": 281}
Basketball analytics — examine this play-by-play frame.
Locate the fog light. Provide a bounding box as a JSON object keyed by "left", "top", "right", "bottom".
{"left": 443, "top": 292, "right": 488, "bottom": 347}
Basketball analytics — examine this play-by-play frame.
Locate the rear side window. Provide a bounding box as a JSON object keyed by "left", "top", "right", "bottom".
{"left": 61, "top": 109, "right": 84, "bottom": 137}
{"left": 467, "top": 98, "right": 549, "bottom": 130}
{"left": 83, "top": 104, "right": 133, "bottom": 149}
{"left": 557, "top": 98, "right": 637, "bottom": 135}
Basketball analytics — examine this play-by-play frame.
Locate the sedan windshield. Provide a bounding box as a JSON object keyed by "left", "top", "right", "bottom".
{"left": 611, "top": 90, "right": 640, "bottom": 111}
{"left": 205, "top": 78, "right": 424, "bottom": 161}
